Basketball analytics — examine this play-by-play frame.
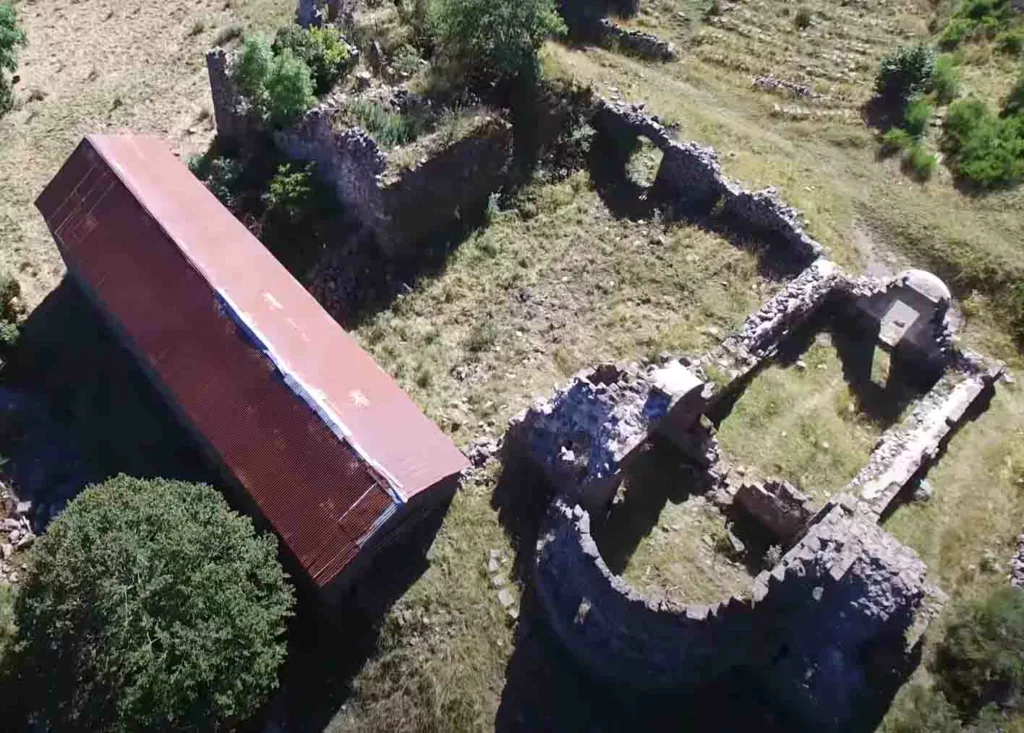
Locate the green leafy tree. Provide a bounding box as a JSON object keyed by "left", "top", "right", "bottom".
{"left": 0, "top": 3, "right": 27, "bottom": 118}
{"left": 882, "top": 683, "right": 963, "bottom": 733}
{"left": 264, "top": 49, "right": 317, "bottom": 127}
{"left": 875, "top": 44, "right": 935, "bottom": 107}
{"left": 431, "top": 0, "right": 566, "bottom": 84}
{"left": 233, "top": 34, "right": 274, "bottom": 112}
{"left": 233, "top": 34, "right": 316, "bottom": 127}
{"left": 12, "top": 475, "right": 294, "bottom": 732}
{"left": 934, "top": 587, "right": 1024, "bottom": 718}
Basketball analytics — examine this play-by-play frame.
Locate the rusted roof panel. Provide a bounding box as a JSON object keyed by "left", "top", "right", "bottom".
{"left": 36, "top": 135, "right": 468, "bottom": 588}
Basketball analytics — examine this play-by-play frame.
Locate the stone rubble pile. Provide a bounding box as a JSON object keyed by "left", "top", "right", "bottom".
{"left": 752, "top": 75, "right": 825, "bottom": 100}
{"left": 0, "top": 494, "right": 35, "bottom": 584}
{"left": 598, "top": 20, "right": 678, "bottom": 61}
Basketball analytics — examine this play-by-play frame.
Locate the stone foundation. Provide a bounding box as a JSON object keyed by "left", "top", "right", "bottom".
{"left": 534, "top": 495, "right": 939, "bottom": 729}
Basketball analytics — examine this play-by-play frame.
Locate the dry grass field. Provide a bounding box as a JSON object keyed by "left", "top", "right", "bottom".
{"left": 0, "top": 0, "right": 291, "bottom": 306}
{"left": 1, "top": 0, "right": 1024, "bottom": 730}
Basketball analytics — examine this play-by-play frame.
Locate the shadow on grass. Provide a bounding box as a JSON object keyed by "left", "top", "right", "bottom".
{"left": 496, "top": 583, "right": 805, "bottom": 732}
{"left": 0, "top": 276, "right": 451, "bottom": 730}
{"left": 1, "top": 278, "right": 215, "bottom": 529}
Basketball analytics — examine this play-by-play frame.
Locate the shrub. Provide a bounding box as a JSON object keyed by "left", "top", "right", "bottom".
{"left": 931, "top": 55, "right": 962, "bottom": 104}
{"left": 881, "top": 127, "right": 915, "bottom": 155}
{"left": 996, "top": 28, "right": 1024, "bottom": 55}
{"left": 0, "top": 3, "right": 27, "bottom": 118}
{"left": 11, "top": 475, "right": 294, "bottom": 732}
{"left": 263, "top": 162, "right": 325, "bottom": 224}
{"left": 904, "top": 96, "right": 935, "bottom": 137}
{"left": 264, "top": 49, "right": 317, "bottom": 126}
{"left": 904, "top": 142, "right": 938, "bottom": 180}
{"left": 233, "top": 34, "right": 275, "bottom": 110}
{"left": 1005, "top": 76, "right": 1024, "bottom": 118}
{"left": 945, "top": 97, "right": 989, "bottom": 152}
{"left": 944, "top": 98, "right": 1024, "bottom": 188}
{"left": 430, "top": 0, "right": 566, "bottom": 84}
{"left": 0, "top": 583, "right": 13, "bottom": 661}
{"left": 273, "top": 24, "right": 352, "bottom": 95}
{"left": 794, "top": 7, "right": 812, "bottom": 29}
{"left": 200, "top": 155, "right": 245, "bottom": 209}
{"left": 233, "top": 35, "right": 317, "bottom": 127}
{"left": 875, "top": 44, "right": 936, "bottom": 106}
{"left": 934, "top": 587, "right": 1024, "bottom": 718}
{"left": 392, "top": 42, "right": 424, "bottom": 77}
{"left": 940, "top": 18, "right": 976, "bottom": 49}
{"left": 882, "top": 683, "right": 963, "bottom": 733}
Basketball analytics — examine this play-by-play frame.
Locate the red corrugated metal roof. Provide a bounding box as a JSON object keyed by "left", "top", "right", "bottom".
{"left": 35, "top": 135, "right": 468, "bottom": 588}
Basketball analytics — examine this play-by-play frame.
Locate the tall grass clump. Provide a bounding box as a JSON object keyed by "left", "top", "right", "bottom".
{"left": 0, "top": 3, "right": 27, "bottom": 118}
{"left": 943, "top": 95, "right": 1024, "bottom": 189}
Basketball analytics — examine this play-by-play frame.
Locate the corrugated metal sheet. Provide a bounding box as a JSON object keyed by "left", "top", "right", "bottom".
{"left": 36, "top": 135, "right": 468, "bottom": 589}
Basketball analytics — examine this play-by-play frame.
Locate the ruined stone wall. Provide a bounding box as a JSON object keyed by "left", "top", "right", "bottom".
{"left": 701, "top": 259, "right": 844, "bottom": 397}
{"left": 534, "top": 495, "right": 936, "bottom": 729}
{"left": 274, "top": 109, "right": 511, "bottom": 259}
{"left": 507, "top": 361, "right": 709, "bottom": 511}
{"left": 734, "top": 479, "right": 814, "bottom": 545}
{"left": 206, "top": 49, "right": 262, "bottom": 152}
{"left": 848, "top": 363, "right": 1001, "bottom": 518}
{"left": 594, "top": 101, "right": 824, "bottom": 263}
{"left": 273, "top": 105, "right": 390, "bottom": 241}
{"left": 379, "top": 118, "right": 512, "bottom": 258}
{"left": 597, "top": 20, "right": 678, "bottom": 60}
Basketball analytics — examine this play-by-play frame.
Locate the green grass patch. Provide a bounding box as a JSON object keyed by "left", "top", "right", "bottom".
{"left": 716, "top": 338, "right": 887, "bottom": 502}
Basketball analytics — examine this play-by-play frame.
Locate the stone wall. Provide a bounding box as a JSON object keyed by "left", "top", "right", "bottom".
{"left": 507, "top": 361, "right": 709, "bottom": 512}
{"left": 206, "top": 49, "right": 263, "bottom": 152}
{"left": 378, "top": 118, "right": 512, "bottom": 258}
{"left": 513, "top": 256, "right": 996, "bottom": 730}
{"left": 534, "top": 495, "right": 937, "bottom": 729}
{"left": 273, "top": 105, "right": 390, "bottom": 243}
{"left": 594, "top": 100, "right": 824, "bottom": 263}
{"left": 208, "top": 48, "right": 513, "bottom": 261}
{"left": 734, "top": 479, "right": 815, "bottom": 545}
{"left": 597, "top": 20, "right": 678, "bottom": 61}
{"left": 701, "top": 259, "right": 844, "bottom": 398}
{"left": 848, "top": 364, "right": 1001, "bottom": 518}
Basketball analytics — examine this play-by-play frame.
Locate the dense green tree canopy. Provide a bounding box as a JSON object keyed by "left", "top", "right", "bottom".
{"left": 13, "top": 475, "right": 294, "bottom": 732}
{"left": 431, "top": 0, "right": 566, "bottom": 84}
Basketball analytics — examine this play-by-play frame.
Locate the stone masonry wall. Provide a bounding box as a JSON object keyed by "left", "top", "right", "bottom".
{"left": 507, "top": 361, "right": 708, "bottom": 511}
{"left": 206, "top": 49, "right": 262, "bottom": 152}
{"left": 208, "top": 48, "right": 513, "bottom": 261}
{"left": 379, "top": 118, "right": 512, "bottom": 258}
{"left": 534, "top": 495, "right": 937, "bottom": 729}
{"left": 273, "top": 104, "right": 389, "bottom": 241}
{"left": 594, "top": 100, "right": 824, "bottom": 263}
{"left": 275, "top": 109, "right": 511, "bottom": 259}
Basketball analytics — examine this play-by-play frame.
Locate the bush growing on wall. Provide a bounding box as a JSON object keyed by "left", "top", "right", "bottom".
{"left": 11, "top": 475, "right": 294, "bottom": 732}
{"left": 0, "top": 3, "right": 27, "bottom": 118}
{"left": 430, "top": 0, "right": 566, "bottom": 85}
{"left": 930, "top": 55, "right": 961, "bottom": 104}
{"left": 273, "top": 24, "right": 353, "bottom": 95}
{"left": 233, "top": 34, "right": 317, "bottom": 128}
